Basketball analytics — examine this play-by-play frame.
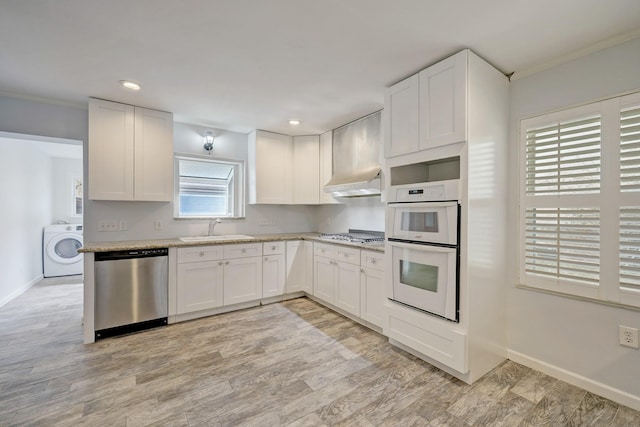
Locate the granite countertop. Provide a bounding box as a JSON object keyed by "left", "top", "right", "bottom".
{"left": 79, "top": 233, "right": 385, "bottom": 253}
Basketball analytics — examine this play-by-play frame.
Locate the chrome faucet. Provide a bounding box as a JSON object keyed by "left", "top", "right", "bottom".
{"left": 208, "top": 218, "right": 222, "bottom": 236}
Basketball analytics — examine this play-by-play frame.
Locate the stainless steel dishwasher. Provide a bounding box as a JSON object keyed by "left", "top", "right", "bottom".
{"left": 94, "top": 248, "right": 168, "bottom": 340}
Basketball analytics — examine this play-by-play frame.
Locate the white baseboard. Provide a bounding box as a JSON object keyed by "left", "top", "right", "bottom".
{"left": 508, "top": 349, "right": 640, "bottom": 411}
{"left": 0, "top": 274, "right": 43, "bottom": 307}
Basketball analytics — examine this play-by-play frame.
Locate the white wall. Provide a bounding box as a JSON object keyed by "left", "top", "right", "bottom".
{"left": 507, "top": 37, "right": 640, "bottom": 404}
{"left": 52, "top": 157, "right": 83, "bottom": 224}
{"left": 0, "top": 139, "right": 53, "bottom": 305}
{"left": 315, "top": 197, "right": 385, "bottom": 233}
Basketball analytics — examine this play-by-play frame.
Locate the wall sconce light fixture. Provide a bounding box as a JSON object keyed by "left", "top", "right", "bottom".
{"left": 203, "top": 131, "right": 214, "bottom": 154}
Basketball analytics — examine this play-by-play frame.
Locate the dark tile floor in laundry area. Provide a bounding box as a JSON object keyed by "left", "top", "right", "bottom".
{"left": 1, "top": 277, "right": 639, "bottom": 426}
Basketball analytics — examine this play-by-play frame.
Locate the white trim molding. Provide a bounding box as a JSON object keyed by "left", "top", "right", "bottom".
{"left": 508, "top": 349, "right": 640, "bottom": 412}
{"left": 0, "top": 274, "right": 42, "bottom": 307}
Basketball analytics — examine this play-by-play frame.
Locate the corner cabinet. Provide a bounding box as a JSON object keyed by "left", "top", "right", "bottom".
{"left": 248, "top": 130, "right": 323, "bottom": 205}
{"left": 88, "top": 98, "right": 173, "bottom": 201}
{"left": 384, "top": 50, "right": 467, "bottom": 158}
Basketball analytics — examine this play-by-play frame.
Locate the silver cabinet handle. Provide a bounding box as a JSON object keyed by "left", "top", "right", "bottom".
{"left": 371, "top": 259, "right": 377, "bottom": 264}
{"left": 199, "top": 252, "right": 205, "bottom": 257}
{"left": 241, "top": 249, "right": 246, "bottom": 253}
{"left": 271, "top": 246, "right": 276, "bottom": 250}
{"left": 360, "top": 268, "right": 365, "bottom": 273}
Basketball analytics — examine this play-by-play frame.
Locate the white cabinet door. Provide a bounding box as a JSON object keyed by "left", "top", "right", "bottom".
{"left": 88, "top": 99, "right": 135, "bottom": 200}
{"left": 360, "top": 267, "right": 385, "bottom": 328}
{"left": 88, "top": 98, "right": 174, "bottom": 201}
{"left": 314, "top": 255, "right": 335, "bottom": 303}
{"left": 419, "top": 49, "right": 467, "bottom": 150}
{"left": 176, "top": 260, "right": 224, "bottom": 314}
{"left": 224, "top": 257, "right": 263, "bottom": 305}
{"left": 384, "top": 74, "right": 420, "bottom": 158}
{"left": 248, "top": 130, "right": 293, "bottom": 204}
{"left": 292, "top": 135, "right": 320, "bottom": 204}
{"left": 335, "top": 261, "right": 361, "bottom": 317}
{"left": 134, "top": 106, "right": 174, "bottom": 201}
{"left": 263, "top": 254, "right": 285, "bottom": 298}
{"left": 286, "top": 240, "right": 312, "bottom": 293}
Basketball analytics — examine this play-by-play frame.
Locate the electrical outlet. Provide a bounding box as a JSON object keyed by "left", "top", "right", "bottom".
{"left": 154, "top": 219, "right": 162, "bottom": 231}
{"left": 119, "top": 220, "right": 128, "bottom": 231}
{"left": 99, "top": 221, "right": 118, "bottom": 232}
{"left": 619, "top": 325, "right": 639, "bottom": 349}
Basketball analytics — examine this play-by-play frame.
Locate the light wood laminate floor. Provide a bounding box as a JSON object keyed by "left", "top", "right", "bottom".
{"left": 1, "top": 277, "right": 639, "bottom": 426}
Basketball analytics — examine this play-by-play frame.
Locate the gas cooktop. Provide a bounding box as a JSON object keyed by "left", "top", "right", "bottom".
{"left": 318, "top": 229, "right": 385, "bottom": 244}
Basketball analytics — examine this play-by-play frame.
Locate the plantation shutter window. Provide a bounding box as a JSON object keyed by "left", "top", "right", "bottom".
{"left": 519, "top": 93, "right": 640, "bottom": 308}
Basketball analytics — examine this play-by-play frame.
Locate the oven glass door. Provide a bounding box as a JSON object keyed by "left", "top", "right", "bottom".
{"left": 390, "top": 241, "right": 458, "bottom": 321}
{"left": 389, "top": 202, "right": 458, "bottom": 245}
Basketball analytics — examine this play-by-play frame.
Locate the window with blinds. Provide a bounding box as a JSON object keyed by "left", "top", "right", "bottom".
{"left": 520, "top": 93, "right": 640, "bottom": 308}
{"left": 174, "top": 156, "right": 244, "bottom": 218}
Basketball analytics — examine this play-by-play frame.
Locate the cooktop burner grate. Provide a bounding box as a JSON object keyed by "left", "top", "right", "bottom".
{"left": 318, "top": 229, "right": 385, "bottom": 244}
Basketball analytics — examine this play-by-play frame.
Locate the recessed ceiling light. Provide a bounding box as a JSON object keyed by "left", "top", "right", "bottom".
{"left": 289, "top": 120, "right": 300, "bottom": 125}
{"left": 119, "top": 80, "right": 141, "bottom": 91}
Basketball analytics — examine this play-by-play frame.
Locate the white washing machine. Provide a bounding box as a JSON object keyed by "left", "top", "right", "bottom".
{"left": 43, "top": 224, "right": 84, "bottom": 277}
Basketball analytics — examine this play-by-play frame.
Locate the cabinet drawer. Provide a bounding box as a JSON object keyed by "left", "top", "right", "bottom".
{"left": 336, "top": 246, "right": 360, "bottom": 265}
{"left": 224, "top": 243, "right": 262, "bottom": 259}
{"left": 314, "top": 243, "right": 337, "bottom": 259}
{"left": 361, "top": 250, "right": 384, "bottom": 271}
{"left": 263, "top": 241, "right": 285, "bottom": 255}
{"left": 177, "top": 245, "right": 224, "bottom": 264}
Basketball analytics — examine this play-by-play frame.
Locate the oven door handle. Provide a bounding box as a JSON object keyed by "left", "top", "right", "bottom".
{"left": 388, "top": 239, "right": 457, "bottom": 252}
{"left": 388, "top": 201, "right": 458, "bottom": 208}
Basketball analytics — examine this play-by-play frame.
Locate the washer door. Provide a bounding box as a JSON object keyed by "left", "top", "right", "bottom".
{"left": 47, "top": 234, "right": 83, "bottom": 264}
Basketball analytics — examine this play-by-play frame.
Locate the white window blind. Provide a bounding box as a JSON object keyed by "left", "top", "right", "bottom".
{"left": 525, "top": 115, "right": 601, "bottom": 196}
{"left": 619, "top": 207, "right": 640, "bottom": 295}
{"left": 174, "top": 156, "right": 244, "bottom": 219}
{"left": 620, "top": 105, "right": 640, "bottom": 192}
{"left": 519, "top": 94, "right": 640, "bottom": 307}
{"left": 524, "top": 208, "right": 600, "bottom": 286}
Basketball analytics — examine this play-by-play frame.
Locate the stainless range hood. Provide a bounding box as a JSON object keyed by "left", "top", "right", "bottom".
{"left": 324, "top": 110, "right": 382, "bottom": 197}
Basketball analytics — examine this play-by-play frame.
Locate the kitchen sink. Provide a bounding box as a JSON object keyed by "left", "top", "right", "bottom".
{"left": 179, "top": 235, "right": 254, "bottom": 242}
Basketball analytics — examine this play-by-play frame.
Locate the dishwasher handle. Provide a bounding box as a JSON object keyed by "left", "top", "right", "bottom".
{"left": 95, "top": 248, "right": 168, "bottom": 262}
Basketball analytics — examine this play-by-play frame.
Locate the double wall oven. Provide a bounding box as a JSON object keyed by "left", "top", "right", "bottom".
{"left": 387, "top": 178, "right": 461, "bottom": 322}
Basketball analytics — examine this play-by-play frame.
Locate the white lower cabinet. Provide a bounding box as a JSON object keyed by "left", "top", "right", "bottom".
{"left": 360, "top": 251, "right": 386, "bottom": 328}
{"left": 176, "top": 260, "right": 224, "bottom": 314}
{"left": 263, "top": 242, "right": 285, "bottom": 298}
{"left": 312, "top": 242, "right": 382, "bottom": 320}
{"left": 335, "top": 261, "right": 361, "bottom": 317}
{"left": 224, "top": 256, "right": 263, "bottom": 305}
{"left": 176, "top": 243, "right": 262, "bottom": 316}
{"left": 314, "top": 255, "right": 336, "bottom": 302}
{"left": 286, "top": 241, "right": 313, "bottom": 293}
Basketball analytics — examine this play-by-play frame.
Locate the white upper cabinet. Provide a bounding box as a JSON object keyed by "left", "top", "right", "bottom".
{"left": 249, "top": 131, "right": 324, "bottom": 205}
{"left": 418, "top": 50, "right": 468, "bottom": 150}
{"left": 384, "top": 74, "right": 420, "bottom": 158}
{"left": 133, "top": 106, "right": 174, "bottom": 201}
{"left": 88, "top": 98, "right": 173, "bottom": 201}
{"left": 384, "top": 50, "right": 469, "bottom": 158}
{"left": 292, "top": 135, "right": 319, "bottom": 204}
{"left": 248, "top": 130, "right": 293, "bottom": 204}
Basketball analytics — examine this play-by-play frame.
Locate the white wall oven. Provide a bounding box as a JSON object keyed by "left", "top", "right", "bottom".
{"left": 387, "top": 177, "right": 461, "bottom": 322}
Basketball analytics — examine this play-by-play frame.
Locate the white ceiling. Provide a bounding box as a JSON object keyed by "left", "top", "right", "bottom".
{"left": 1, "top": 0, "right": 639, "bottom": 136}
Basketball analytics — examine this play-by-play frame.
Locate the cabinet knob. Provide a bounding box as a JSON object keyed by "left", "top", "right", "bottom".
{"left": 241, "top": 249, "right": 246, "bottom": 253}
{"left": 199, "top": 252, "right": 205, "bottom": 257}
{"left": 360, "top": 268, "right": 365, "bottom": 273}
{"left": 218, "top": 261, "right": 224, "bottom": 266}
{"left": 371, "top": 259, "right": 376, "bottom": 264}
{"left": 264, "top": 257, "right": 268, "bottom": 261}
{"left": 226, "top": 261, "right": 230, "bottom": 265}
{"left": 271, "top": 246, "right": 276, "bottom": 250}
